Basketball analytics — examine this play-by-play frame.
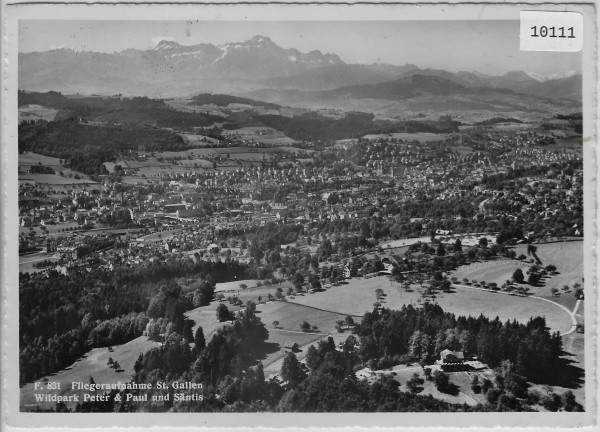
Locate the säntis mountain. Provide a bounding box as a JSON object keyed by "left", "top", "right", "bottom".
{"left": 20, "top": 36, "right": 347, "bottom": 96}
{"left": 19, "top": 35, "right": 581, "bottom": 103}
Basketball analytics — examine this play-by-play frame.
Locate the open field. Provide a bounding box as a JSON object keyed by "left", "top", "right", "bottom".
{"left": 179, "top": 133, "right": 220, "bottom": 146}
{"left": 255, "top": 301, "right": 349, "bottom": 377}
{"left": 221, "top": 127, "right": 298, "bottom": 146}
{"left": 20, "top": 299, "right": 237, "bottom": 410}
{"left": 450, "top": 258, "right": 529, "bottom": 288}
{"left": 288, "top": 276, "right": 572, "bottom": 333}
{"left": 451, "top": 241, "right": 583, "bottom": 310}
{"left": 361, "top": 132, "right": 446, "bottom": 142}
{"left": 19, "top": 152, "right": 91, "bottom": 181}
{"left": 382, "top": 233, "right": 492, "bottom": 249}
{"left": 215, "top": 279, "right": 264, "bottom": 292}
{"left": 137, "top": 228, "right": 184, "bottom": 242}
{"left": 20, "top": 336, "right": 161, "bottom": 410}
{"left": 491, "top": 122, "right": 535, "bottom": 131}
{"left": 187, "top": 297, "right": 347, "bottom": 379}
{"left": 19, "top": 174, "right": 96, "bottom": 185}
{"left": 262, "top": 331, "right": 347, "bottom": 379}
{"left": 19, "top": 252, "right": 60, "bottom": 274}
{"left": 19, "top": 270, "right": 577, "bottom": 410}
{"left": 443, "top": 286, "right": 572, "bottom": 334}
{"left": 19, "top": 221, "right": 81, "bottom": 237}
{"left": 18, "top": 242, "right": 580, "bottom": 410}
{"left": 19, "top": 152, "right": 65, "bottom": 169}
{"left": 18, "top": 105, "right": 59, "bottom": 123}
{"left": 176, "top": 159, "right": 213, "bottom": 168}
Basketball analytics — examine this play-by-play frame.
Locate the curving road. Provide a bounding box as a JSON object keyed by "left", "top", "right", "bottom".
{"left": 452, "top": 284, "right": 578, "bottom": 336}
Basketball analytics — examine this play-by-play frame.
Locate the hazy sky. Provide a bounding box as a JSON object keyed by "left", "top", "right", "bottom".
{"left": 19, "top": 20, "right": 582, "bottom": 77}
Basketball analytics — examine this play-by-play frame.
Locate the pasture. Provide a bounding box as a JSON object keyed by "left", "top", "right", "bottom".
{"left": 19, "top": 152, "right": 91, "bottom": 181}
{"left": 288, "top": 276, "right": 572, "bottom": 333}
{"left": 262, "top": 331, "right": 347, "bottom": 379}
{"left": 180, "top": 133, "right": 220, "bottom": 146}
{"left": 450, "top": 259, "right": 529, "bottom": 290}
{"left": 19, "top": 174, "right": 95, "bottom": 185}
{"left": 20, "top": 242, "right": 581, "bottom": 410}
{"left": 451, "top": 241, "right": 583, "bottom": 310}
{"left": 381, "top": 233, "right": 491, "bottom": 250}
{"left": 221, "top": 127, "right": 298, "bottom": 146}
{"left": 215, "top": 279, "right": 264, "bottom": 292}
{"left": 492, "top": 122, "right": 535, "bottom": 131}
{"left": 19, "top": 221, "right": 81, "bottom": 237}
{"left": 18, "top": 105, "right": 58, "bottom": 123}
{"left": 19, "top": 253, "right": 59, "bottom": 274}
{"left": 20, "top": 336, "right": 161, "bottom": 411}
{"left": 361, "top": 132, "right": 446, "bottom": 143}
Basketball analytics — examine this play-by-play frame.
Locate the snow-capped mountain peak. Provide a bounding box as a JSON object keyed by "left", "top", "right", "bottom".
{"left": 154, "top": 40, "right": 181, "bottom": 51}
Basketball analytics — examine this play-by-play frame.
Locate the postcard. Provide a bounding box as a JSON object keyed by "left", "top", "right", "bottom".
{"left": 1, "top": 1, "right": 597, "bottom": 430}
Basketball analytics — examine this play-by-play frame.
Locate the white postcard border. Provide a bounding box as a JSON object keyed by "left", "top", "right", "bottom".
{"left": 1, "top": 1, "right": 598, "bottom": 430}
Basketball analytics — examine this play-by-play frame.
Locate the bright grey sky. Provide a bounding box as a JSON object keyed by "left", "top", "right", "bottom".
{"left": 19, "top": 20, "right": 582, "bottom": 78}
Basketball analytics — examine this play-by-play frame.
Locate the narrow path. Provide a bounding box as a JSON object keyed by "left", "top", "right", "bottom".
{"left": 452, "top": 284, "right": 577, "bottom": 336}
{"left": 573, "top": 299, "right": 582, "bottom": 316}
{"left": 270, "top": 327, "right": 331, "bottom": 337}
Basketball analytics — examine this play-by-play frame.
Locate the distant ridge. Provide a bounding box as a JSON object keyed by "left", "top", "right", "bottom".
{"left": 19, "top": 35, "right": 581, "bottom": 102}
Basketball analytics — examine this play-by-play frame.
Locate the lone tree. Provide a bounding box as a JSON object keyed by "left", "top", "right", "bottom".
{"left": 407, "top": 373, "right": 425, "bottom": 393}
{"left": 471, "top": 375, "right": 482, "bottom": 394}
{"left": 512, "top": 268, "right": 525, "bottom": 284}
{"left": 300, "top": 321, "right": 311, "bottom": 332}
{"left": 194, "top": 326, "right": 206, "bottom": 351}
{"left": 454, "top": 238, "right": 462, "bottom": 252}
{"left": 436, "top": 243, "right": 446, "bottom": 257}
{"left": 280, "top": 352, "right": 306, "bottom": 386}
{"left": 216, "top": 303, "right": 232, "bottom": 322}
{"left": 272, "top": 320, "right": 279, "bottom": 329}
{"left": 433, "top": 370, "right": 458, "bottom": 395}
{"left": 528, "top": 272, "right": 541, "bottom": 286}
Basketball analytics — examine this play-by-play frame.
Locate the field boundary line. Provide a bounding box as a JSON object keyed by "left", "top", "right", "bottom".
{"left": 270, "top": 328, "right": 331, "bottom": 337}
{"left": 453, "top": 284, "right": 577, "bottom": 336}
{"left": 283, "top": 299, "right": 362, "bottom": 318}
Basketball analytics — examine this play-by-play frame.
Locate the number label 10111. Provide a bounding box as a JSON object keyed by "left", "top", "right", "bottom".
{"left": 520, "top": 11, "right": 583, "bottom": 52}
{"left": 531, "top": 26, "right": 575, "bottom": 39}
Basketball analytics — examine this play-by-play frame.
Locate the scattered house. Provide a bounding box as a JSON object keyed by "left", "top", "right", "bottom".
{"left": 440, "top": 349, "right": 464, "bottom": 363}
{"left": 54, "top": 265, "right": 68, "bottom": 276}
{"left": 43, "top": 239, "right": 57, "bottom": 253}
{"left": 284, "top": 341, "right": 299, "bottom": 352}
{"left": 343, "top": 265, "right": 351, "bottom": 279}
{"left": 440, "top": 349, "right": 466, "bottom": 372}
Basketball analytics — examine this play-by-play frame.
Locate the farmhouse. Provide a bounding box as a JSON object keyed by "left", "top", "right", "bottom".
{"left": 440, "top": 349, "right": 464, "bottom": 363}
{"left": 440, "top": 349, "right": 466, "bottom": 372}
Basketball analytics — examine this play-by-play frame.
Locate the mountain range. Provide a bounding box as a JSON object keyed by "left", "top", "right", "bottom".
{"left": 19, "top": 35, "right": 581, "bottom": 106}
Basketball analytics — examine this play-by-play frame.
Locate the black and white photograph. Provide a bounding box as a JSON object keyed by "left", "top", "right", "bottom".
{"left": 1, "top": 1, "right": 597, "bottom": 430}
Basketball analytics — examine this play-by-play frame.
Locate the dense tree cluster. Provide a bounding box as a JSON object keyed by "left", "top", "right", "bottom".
{"left": 19, "top": 258, "right": 245, "bottom": 384}
{"left": 18, "top": 120, "right": 188, "bottom": 174}
{"left": 354, "top": 304, "right": 563, "bottom": 383}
